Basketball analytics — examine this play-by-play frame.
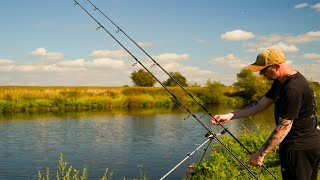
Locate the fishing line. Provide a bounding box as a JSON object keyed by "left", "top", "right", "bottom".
{"left": 83, "top": 1, "right": 278, "bottom": 179}
{"left": 73, "top": 1, "right": 276, "bottom": 179}
{"left": 83, "top": 0, "right": 276, "bottom": 170}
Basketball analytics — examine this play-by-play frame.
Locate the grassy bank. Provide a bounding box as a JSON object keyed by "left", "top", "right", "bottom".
{"left": 190, "top": 128, "right": 281, "bottom": 179}
{"left": 0, "top": 86, "right": 239, "bottom": 114}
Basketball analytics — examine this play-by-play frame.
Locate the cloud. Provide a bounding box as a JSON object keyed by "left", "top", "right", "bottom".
{"left": 294, "top": 61, "right": 320, "bottom": 82}
{"left": 0, "top": 59, "right": 14, "bottom": 65}
{"left": 159, "top": 62, "right": 217, "bottom": 85}
{"left": 152, "top": 53, "right": 189, "bottom": 62}
{"left": 89, "top": 49, "right": 128, "bottom": 58}
{"left": 245, "top": 31, "right": 320, "bottom": 53}
{"left": 58, "top": 59, "right": 86, "bottom": 67}
{"left": 263, "top": 42, "right": 299, "bottom": 52}
{"left": 294, "top": 3, "right": 309, "bottom": 9}
{"left": 196, "top": 39, "right": 208, "bottom": 44}
{"left": 27, "top": 48, "right": 64, "bottom": 61}
{"left": 294, "top": 2, "right": 320, "bottom": 12}
{"left": 220, "top": 29, "right": 255, "bottom": 42}
{"left": 88, "top": 58, "right": 125, "bottom": 68}
{"left": 286, "top": 31, "right": 320, "bottom": 44}
{"left": 208, "top": 54, "right": 250, "bottom": 69}
{"left": 311, "top": 3, "right": 320, "bottom": 12}
{"left": 137, "top": 41, "right": 154, "bottom": 47}
{"left": 295, "top": 53, "right": 320, "bottom": 59}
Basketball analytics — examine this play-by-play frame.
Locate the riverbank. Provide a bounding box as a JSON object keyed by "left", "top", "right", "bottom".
{"left": 0, "top": 86, "right": 241, "bottom": 114}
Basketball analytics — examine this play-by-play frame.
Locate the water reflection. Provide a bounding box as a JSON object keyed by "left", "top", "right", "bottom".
{"left": 0, "top": 105, "right": 275, "bottom": 179}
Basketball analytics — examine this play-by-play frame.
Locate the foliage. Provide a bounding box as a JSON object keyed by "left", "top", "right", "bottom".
{"left": 233, "top": 68, "right": 271, "bottom": 104}
{"left": 190, "top": 80, "right": 241, "bottom": 105}
{"left": 162, "top": 72, "right": 188, "bottom": 87}
{"left": 310, "top": 81, "right": 320, "bottom": 110}
{"left": 0, "top": 86, "right": 240, "bottom": 114}
{"left": 130, "top": 69, "right": 157, "bottom": 87}
{"left": 38, "top": 153, "right": 146, "bottom": 180}
{"left": 190, "top": 128, "right": 282, "bottom": 180}
{"left": 38, "top": 153, "right": 89, "bottom": 180}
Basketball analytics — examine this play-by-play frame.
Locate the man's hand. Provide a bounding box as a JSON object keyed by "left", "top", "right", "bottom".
{"left": 211, "top": 113, "right": 234, "bottom": 125}
{"left": 249, "top": 151, "right": 265, "bottom": 167}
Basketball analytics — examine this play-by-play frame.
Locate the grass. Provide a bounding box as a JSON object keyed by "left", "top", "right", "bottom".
{"left": 0, "top": 86, "right": 238, "bottom": 114}
{"left": 38, "top": 153, "right": 146, "bottom": 180}
{"left": 190, "top": 128, "right": 282, "bottom": 180}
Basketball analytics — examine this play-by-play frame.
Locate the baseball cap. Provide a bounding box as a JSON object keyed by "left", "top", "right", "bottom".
{"left": 247, "top": 49, "right": 286, "bottom": 72}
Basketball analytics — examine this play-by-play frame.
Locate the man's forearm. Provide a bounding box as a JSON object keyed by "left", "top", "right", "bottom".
{"left": 259, "top": 118, "right": 293, "bottom": 155}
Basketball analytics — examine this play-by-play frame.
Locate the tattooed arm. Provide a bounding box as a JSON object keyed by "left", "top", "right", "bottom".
{"left": 249, "top": 118, "right": 293, "bottom": 167}
{"left": 259, "top": 118, "right": 293, "bottom": 154}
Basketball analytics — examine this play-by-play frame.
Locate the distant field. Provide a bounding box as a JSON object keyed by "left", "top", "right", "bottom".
{"left": 0, "top": 86, "right": 238, "bottom": 114}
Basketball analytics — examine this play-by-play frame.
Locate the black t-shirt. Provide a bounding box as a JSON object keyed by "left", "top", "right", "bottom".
{"left": 265, "top": 72, "right": 320, "bottom": 150}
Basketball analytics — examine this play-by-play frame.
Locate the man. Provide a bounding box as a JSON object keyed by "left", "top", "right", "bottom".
{"left": 212, "top": 49, "right": 320, "bottom": 180}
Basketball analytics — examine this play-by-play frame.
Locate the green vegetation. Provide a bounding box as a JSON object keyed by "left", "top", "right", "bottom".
{"left": 190, "top": 128, "right": 281, "bottom": 179}
{"left": 0, "top": 86, "right": 237, "bottom": 114}
{"left": 232, "top": 68, "right": 272, "bottom": 104}
{"left": 1, "top": 68, "right": 319, "bottom": 114}
{"left": 38, "top": 153, "right": 146, "bottom": 180}
{"left": 4, "top": 69, "right": 319, "bottom": 179}
{"left": 162, "top": 72, "right": 188, "bottom": 87}
{"left": 131, "top": 69, "right": 157, "bottom": 87}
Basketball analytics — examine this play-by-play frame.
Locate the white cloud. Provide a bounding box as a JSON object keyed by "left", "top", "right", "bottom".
{"left": 58, "top": 59, "right": 86, "bottom": 67}
{"left": 286, "top": 31, "right": 320, "bottom": 44}
{"left": 293, "top": 2, "right": 320, "bottom": 12}
{"left": 294, "top": 61, "right": 320, "bottom": 82}
{"left": 88, "top": 58, "right": 125, "bottom": 68}
{"left": 311, "top": 3, "right": 320, "bottom": 12}
{"left": 245, "top": 31, "right": 320, "bottom": 53}
{"left": 152, "top": 53, "right": 189, "bottom": 62}
{"left": 0, "top": 59, "right": 14, "bottom": 65}
{"left": 298, "top": 53, "right": 320, "bottom": 59}
{"left": 137, "top": 41, "right": 154, "bottom": 47}
{"left": 220, "top": 29, "right": 255, "bottom": 42}
{"left": 208, "top": 54, "right": 249, "bottom": 69}
{"left": 27, "top": 48, "right": 64, "bottom": 61}
{"left": 28, "top": 48, "right": 47, "bottom": 56}
{"left": 160, "top": 62, "right": 217, "bottom": 85}
{"left": 264, "top": 42, "right": 299, "bottom": 52}
{"left": 294, "top": 3, "right": 309, "bottom": 9}
{"left": 89, "top": 49, "right": 128, "bottom": 58}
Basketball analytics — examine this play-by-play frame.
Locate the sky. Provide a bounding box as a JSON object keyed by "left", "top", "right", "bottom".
{"left": 0, "top": 0, "right": 320, "bottom": 86}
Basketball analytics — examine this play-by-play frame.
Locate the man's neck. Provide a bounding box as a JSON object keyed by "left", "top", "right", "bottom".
{"left": 278, "top": 68, "right": 297, "bottom": 83}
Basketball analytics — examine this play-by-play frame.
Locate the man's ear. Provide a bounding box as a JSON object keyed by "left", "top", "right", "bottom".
{"left": 274, "top": 64, "right": 281, "bottom": 70}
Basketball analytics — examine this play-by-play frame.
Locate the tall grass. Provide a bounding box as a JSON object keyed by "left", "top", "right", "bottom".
{"left": 0, "top": 86, "right": 238, "bottom": 114}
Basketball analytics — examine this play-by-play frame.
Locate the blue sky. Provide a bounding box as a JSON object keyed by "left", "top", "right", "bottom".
{"left": 0, "top": 0, "right": 320, "bottom": 86}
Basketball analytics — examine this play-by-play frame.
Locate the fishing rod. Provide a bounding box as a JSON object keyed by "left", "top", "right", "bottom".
{"left": 72, "top": 1, "right": 272, "bottom": 179}
{"left": 82, "top": 1, "right": 277, "bottom": 179}
{"left": 159, "top": 134, "right": 215, "bottom": 180}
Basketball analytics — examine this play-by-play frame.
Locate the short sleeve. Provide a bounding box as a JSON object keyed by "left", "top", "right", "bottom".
{"left": 265, "top": 81, "right": 278, "bottom": 100}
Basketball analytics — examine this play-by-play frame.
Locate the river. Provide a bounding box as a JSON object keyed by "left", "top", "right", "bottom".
{"left": 0, "top": 105, "right": 274, "bottom": 179}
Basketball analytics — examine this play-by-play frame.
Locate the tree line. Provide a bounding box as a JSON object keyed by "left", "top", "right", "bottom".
{"left": 130, "top": 68, "right": 320, "bottom": 105}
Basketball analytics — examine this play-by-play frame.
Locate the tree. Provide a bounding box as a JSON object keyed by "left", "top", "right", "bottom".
{"left": 163, "top": 72, "right": 188, "bottom": 87}
{"left": 233, "top": 68, "right": 271, "bottom": 103}
{"left": 130, "top": 69, "right": 157, "bottom": 87}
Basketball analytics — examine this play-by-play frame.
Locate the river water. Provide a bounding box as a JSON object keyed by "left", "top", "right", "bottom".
{"left": 0, "top": 105, "right": 274, "bottom": 180}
